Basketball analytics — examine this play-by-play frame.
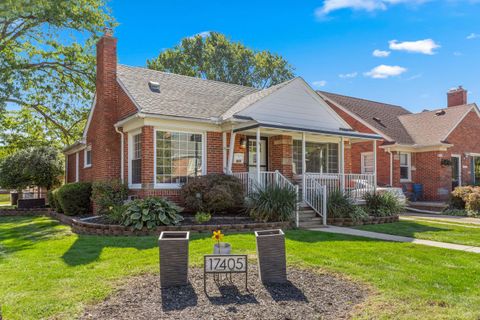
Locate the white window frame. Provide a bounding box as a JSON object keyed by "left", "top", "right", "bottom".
{"left": 128, "top": 129, "right": 142, "bottom": 189}
{"left": 154, "top": 128, "right": 206, "bottom": 189}
{"left": 452, "top": 154, "right": 462, "bottom": 186}
{"left": 399, "top": 152, "right": 412, "bottom": 182}
{"left": 361, "top": 152, "right": 374, "bottom": 174}
{"left": 84, "top": 145, "right": 92, "bottom": 168}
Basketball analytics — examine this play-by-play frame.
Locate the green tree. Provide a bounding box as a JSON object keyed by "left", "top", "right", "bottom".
{"left": 0, "top": 0, "right": 114, "bottom": 151}
{"left": 0, "top": 146, "right": 63, "bottom": 192}
{"left": 147, "top": 32, "right": 295, "bottom": 89}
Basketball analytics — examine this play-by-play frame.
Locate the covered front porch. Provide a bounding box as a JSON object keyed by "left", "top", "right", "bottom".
{"left": 223, "top": 123, "right": 380, "bottom": 226}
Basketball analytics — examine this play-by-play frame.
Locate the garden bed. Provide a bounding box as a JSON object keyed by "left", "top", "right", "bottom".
{"left": 81, "top": 265, "right": 367, "bottom": 320}
{"left": 327, "top": 215, "right": 399, "bottom": 226}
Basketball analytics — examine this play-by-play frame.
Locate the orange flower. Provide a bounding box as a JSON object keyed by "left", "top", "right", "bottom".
{"left": 212, "top": 230, "right": 224, "bottom": 242}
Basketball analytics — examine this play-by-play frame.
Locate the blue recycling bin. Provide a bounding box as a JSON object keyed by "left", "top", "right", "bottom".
{"left": 412, "top": 183, "right": 423, "bottom": 201}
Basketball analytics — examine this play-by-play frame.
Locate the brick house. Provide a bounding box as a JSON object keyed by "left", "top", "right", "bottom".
{"left": 318, "top": 88, "right": 480, "bottom": 201}
{"left": 63, "top": 30, "right": 380, "bottom": 222}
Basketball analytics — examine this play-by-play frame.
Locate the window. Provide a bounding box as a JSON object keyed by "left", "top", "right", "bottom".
{"left": 361, "top": 152, "right": 374, "bottom": 174}
{"left": 156, "top": 131, "right": 203, "bottom": 185}
{"left": 399, "top": 152, "right": 411, "bottom": 181}
{"left": 292, "top": 140, "right": 339, "bottom": 174}
{"left": 84, "top": 146, "right": 92, "bottom": 168}
{"left": 473, "top": 156, "right": 480, "bottom": 184}
{"left": 131, "top": 134, "right": 142, "bottom": 185}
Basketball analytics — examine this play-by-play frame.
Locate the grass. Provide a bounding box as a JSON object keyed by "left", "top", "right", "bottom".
{"left": 1, "top": 216, "right": 480, "bottom": 319}
{"left": 355, "top": 218, "right": 480, "bottom": 247}
{"left": 0, "top": 193, "right": 10, "bottom": 206}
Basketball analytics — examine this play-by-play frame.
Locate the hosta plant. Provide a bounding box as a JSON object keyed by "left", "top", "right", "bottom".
{"left": 122, "top": 197, "right": 183, "bottom": 230}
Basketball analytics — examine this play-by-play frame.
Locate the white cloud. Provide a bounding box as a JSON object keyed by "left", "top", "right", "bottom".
{"left": 372, "top": 49, "right": 391, "bottom": 57}
{"left": 189, "top": 31, "right": 211, "bottom": 39}
{"left": 406, "top": 73, "right": 422, "bottom": 80}
{"left": 315, "top": 0, "right": 429, "bottom": 16}
{"left": 312, "top": 80, "right": 327, "bottom": 87}
{"left": 389, "top": 39, "right": 440, "bottom": 55}
{"left": 339, "top": 72, "right": 358, "bottom": 78}
{"left": 467, "top": 33, "right": 480, "bottom": 40}
{"left": 364, "top": 65, "right": 407, "bottom": 79}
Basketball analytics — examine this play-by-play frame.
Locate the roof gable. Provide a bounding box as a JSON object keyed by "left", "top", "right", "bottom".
{"left": 237, "top": 78, "right": 352, "bottom": 132}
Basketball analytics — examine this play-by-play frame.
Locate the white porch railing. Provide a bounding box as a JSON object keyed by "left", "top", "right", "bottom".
{"left": 232, "top": 171, "right": 300, "bottom": 226}
{"left": 304, "top": 174, "right": 327, "bottom": 225}
{"left": 305, "top": 173, "right": 376, "bottom": 201}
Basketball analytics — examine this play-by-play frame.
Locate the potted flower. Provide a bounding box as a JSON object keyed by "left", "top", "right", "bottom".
{"left": 212, "top": 230, "right": 231, "bottom": 254}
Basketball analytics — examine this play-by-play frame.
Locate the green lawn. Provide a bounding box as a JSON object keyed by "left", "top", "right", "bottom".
{"left": 355, "top": 218, "right": 480, "bottom": 247}
{"left": 1, "top": 216, "right": 480, "bottom": 319}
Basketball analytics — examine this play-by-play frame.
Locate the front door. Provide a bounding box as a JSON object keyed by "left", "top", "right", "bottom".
{"left": 451, "top": 155, "right": 461, "bottom": 190}
{"left": 247, "top": 137, "right": 268, "bottom": 173}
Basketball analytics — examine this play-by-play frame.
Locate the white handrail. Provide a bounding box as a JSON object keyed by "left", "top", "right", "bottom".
{"left": 303, "top": 174, "right": 327, "bottom": 225}
{"left": 305, "top": 173, "right": 376, "bottom": 201}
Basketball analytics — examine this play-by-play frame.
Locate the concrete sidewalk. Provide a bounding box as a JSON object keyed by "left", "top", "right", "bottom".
{"left": 310, "top": 226, "right": 480, "bottom": 254}
{"left": 401, "top": 213, "right": 480, "bottom": 225}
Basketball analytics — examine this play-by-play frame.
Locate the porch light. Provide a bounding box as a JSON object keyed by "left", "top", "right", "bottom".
{"left": 239, "top": 137, "right": 247, "bottom": 149}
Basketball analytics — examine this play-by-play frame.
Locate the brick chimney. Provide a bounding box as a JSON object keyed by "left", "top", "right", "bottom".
{"left": 447, "top": 86, "right": 467, "bottom": 107}
{"left": 86, "top": 27, "right": 121, "bottom": 181}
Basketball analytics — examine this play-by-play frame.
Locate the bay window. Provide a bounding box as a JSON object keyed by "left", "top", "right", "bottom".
{"left": 399, "top": 152, "right": 411, "bottom": 181}
{"left": 156, "top": 131, "right": 203, "bottom": 185}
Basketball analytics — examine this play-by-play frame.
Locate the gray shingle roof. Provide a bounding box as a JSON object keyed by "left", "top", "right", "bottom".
{"left": 318, "top": 91, "right": 414, "bottom": 144}
{"left": 398, "top": 104, "right": 476, "bottom": 146}
{"left": 117, "top": 65, "right": 259, "bottom": 120}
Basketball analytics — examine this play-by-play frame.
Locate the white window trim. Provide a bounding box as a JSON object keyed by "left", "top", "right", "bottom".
{"left": 154, "top": 128, "right": 206, "bottom": 189}
{"left": 84, "top": 145, "right": 92, "bottom": 168}
{"left": 452, "top": 154, "right": 462, "bottom": 186}
{"left": 361, "top": 152, "right": 374, "bottom": 174}
{"left": 399, "top": 152, "right": 412, "bottom": 182}
{"left": 75, "top": 152, "right": 79, "bottom": 182}
{"left": 128, "top": 129, "right": 142, "bottom": 189}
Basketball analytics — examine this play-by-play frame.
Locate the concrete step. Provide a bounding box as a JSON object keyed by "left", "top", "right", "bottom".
{"left": 298, "top": 222, "right": 325, "bottom": 229}
{"left": 298, "top": 212, "right": 317, "bottom": 219}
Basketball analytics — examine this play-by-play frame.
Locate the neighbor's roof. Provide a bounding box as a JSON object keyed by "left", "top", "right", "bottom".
{"left": 117, "top": 64, "right": 262, "bottom": 120}
{"left": 318, "top": 91, "right": 414, "bottom": 144}
{"left": 398, "top": 104, "right": 477, "bottom": 146}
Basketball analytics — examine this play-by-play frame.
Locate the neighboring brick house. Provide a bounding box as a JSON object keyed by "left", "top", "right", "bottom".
{"left": 318, "top": 88, "right": 480, "bottom": 201}
{"left": 63, "top": 30, "right": 380, "bottom": 208}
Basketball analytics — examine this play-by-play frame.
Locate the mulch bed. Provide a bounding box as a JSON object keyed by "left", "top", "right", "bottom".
{"left": 82, "top": 265, "right": 367, "bottom": 320}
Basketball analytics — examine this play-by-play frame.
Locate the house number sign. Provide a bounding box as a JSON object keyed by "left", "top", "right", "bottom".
{"left": 204, "top": 255, "right": 248, "bottom": 292}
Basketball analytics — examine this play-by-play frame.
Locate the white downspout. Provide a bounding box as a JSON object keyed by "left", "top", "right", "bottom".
{"left": 115, "top": 126, "right": 124, "bottom": 183}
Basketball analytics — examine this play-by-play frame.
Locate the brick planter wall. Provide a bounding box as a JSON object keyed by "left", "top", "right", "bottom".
{"left": 327, "top": 215, "right": 399, "bottom": 226}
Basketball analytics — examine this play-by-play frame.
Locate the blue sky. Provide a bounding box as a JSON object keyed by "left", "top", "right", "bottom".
{"left": 111, "top": 0, "right": 480, "bottom": 112}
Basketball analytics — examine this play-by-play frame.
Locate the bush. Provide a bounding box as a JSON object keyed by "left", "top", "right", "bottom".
{"left": 181, "top": 174, "right": 244, "bottom": 213}
{"left": 56, "top": 182, "right": 92, "bottom": 216}
{"left": 92, "top": 180, "right": 129, "bottom": 215}
{"left": 106, "top": 204, "right": 127, "bottom": 223}
{"left": 327, "top": 190, "right": 368, "bottom": 222}
{"left": 121, "top": 197, "right": 183, "bottom": 230}
{"left": 450, "top": 186, "right": 480, "bottom": 214}
{"left": 364, "top": 192, "right": 404, "bottom": 217}
{"left": 246, "top": 185, "right": 297, "bottom": 222}
{"left": 194, "top": 211, "right": 212, "bottom": 224}
{"left": 47, "top": 189, "right": 62, "bottom": 212}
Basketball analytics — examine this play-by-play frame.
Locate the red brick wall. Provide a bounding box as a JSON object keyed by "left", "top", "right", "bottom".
{"left": 227, "top": 133, "right": 248, "bottom": 173}
{"left": 141, "top": 126, "right": 154, "bottom": 188}
{"left": 66, "top": 153, "right": 77, "bottom": 183}
{"left": 413, "top": 151, "right": 452, "bottom": 200}
{"left": 206, "top": 132, "right": 224, "bottom": 174}
{"left": 78, "top": 149, "right": 93, "bottom": 182}
{"left": 268, "top": 135, "right": 293, "bottom": 178}
{"left": 350, "top": 141, "right": 394, "bottom": 186}
{"left": 118, "top": 85, "right": 139, "bottom": 119}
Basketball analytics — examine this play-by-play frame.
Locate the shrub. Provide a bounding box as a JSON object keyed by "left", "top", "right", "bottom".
{"left": 106, "top": 204, "right": 127, "bottom": 224}
{"left": 56, "top": 182, "right": 92, "bottom": 216}
{"left": 450, "top": 186, "right": 480, "bottom": 214}
{"left": 181, "top": 174, "right": 244, "bottom": 213}
{"left": 92, "top": 180, "right": 129, "bottom": 215}
{"left": 364, "top": 192, "right": 404, "bottom": 217}
{"left": 327, "top": 190, "right": 368, "bottom": 221}
{"left": 122, "top": 197, "right": 183, "bottom": 230}
{"left": 47, "top": 189, "right": 61, "bottom": 212}
{"left": 442, "top": 208, "right": 468, "bottom": 216}
{"left": 194, "top": 211, "right": 212, "bottom": 224}
{"left": 246, "top": 185, "right": 297, "bottom": 222}
{"left": 466, "top": 192, "right": 480, "bottom": 213}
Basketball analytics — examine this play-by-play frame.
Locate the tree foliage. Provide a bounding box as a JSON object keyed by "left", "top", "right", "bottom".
{"left": 147, "top": 32, "right": 295, "bottom": 89}
{"left": 0, "top": 0, "right": 114, "bottom": 152}
{"left": 0, "top": 146, "right": 63, "bottom": 190}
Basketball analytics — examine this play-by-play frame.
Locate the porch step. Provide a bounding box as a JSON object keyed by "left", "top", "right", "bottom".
{"left": 298, "top": 220, "right": 325, "bottom": 229}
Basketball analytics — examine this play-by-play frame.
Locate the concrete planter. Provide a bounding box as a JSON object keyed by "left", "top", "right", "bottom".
{"left": 255, "top": 229, "right": 287, "bottom": 284}
{"left": 159, "top": 231, "right": 190, "bottom": 287}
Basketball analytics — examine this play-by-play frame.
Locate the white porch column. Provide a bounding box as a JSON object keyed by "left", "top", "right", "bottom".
{"left": 373, "top": 139, "right": 377, "bottom": 190}
{"left": 302, "top": 132, "right": 306, "bottom": 199}
{"left": 340, "top": 137, "right": 345, "bottom": 192}
{"left": 256, "top": 127, "right": 261, "bottom": 183}
{"left": 227, "top": 130, "right": 236, "bottom": 174}
{"left": 222, "top": 132, "right": 227, "bottom": 173}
